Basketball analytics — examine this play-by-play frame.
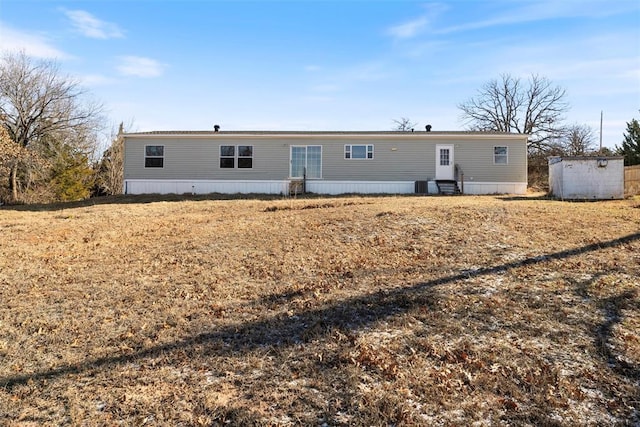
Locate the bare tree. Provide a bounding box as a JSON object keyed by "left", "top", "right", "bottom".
{"left": 562, "top": 124, "right": 596, "bottom": 156}
{"left": 458, "top": 74, "right": 569, "bottom": 152}
{"left": 94, "top": 122, "right": 128, "bottom": 196}
{"left": 0, "top": 51, "right": 103, "bottom": 202}
{"left": 0, "top": 119, "right": 50, "bottom": 203}
{"left": 0, "top": 125, "right": 23, "bottom": 202}
{"left": 392, "top": 117, "right": 417, "bottom": 132}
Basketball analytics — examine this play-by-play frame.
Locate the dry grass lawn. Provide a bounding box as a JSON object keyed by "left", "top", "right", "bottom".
{"left": 0, "top": 194, "right": 639, "bottom": 426}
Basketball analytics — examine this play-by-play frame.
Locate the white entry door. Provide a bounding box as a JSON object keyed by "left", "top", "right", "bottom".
{"left": 435, "top": 145, "right": 455, "bottom": 180}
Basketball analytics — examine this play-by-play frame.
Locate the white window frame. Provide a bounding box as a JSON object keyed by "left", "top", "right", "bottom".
{"left": 494, "top": 146, "right": 508, "bottom": 165}
{"left": 345, "top": 144, "right": 374, "bottom": 160}
{"left": 144, "top": 145, "right": 164, "bottom": 168}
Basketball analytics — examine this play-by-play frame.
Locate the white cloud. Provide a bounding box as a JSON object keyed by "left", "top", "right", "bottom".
{"left": 478, "top": 30, "right": 640, "bottom": 96}
{"left": 0, "top": 23, "right": 69, "bottom": 59}
{"left": 63, "top": 9, "right": 124, "bottom": 39}
{"left": 436, "top": 0, "right": 640, "bottom": 35}
{"left": 387, "top": 16, "right": 429, "bottom": 39}
{"left": 386, "top": 3, "right": 448, "bottom": 40}
{"left": 116, "top": 56, "right": 166, "bottom": 78}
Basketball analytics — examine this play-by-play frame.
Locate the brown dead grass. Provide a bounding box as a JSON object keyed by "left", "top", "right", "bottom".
{"left": 0, "top": 194, "right": 639, "bottom": 426}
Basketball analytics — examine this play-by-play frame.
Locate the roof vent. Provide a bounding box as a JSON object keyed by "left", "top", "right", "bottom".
{"left": 425, "top": 124, "right": 432, "bottom": 132}
{"left": 214, "top": 124, "right": 220, "bottom": 132}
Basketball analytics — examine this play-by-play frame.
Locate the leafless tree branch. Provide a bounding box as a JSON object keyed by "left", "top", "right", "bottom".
{"left": 458, "top": 74, "right": 569, "bottom": 153}
{"left": 392, "top": 117, "right": 418, "bottom": 132}
{"left": 0, "top": 51, "right": 104, "bottom": 201}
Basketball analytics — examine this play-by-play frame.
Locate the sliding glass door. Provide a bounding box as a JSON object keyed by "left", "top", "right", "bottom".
{"left": 290, "top": 146, "right": 322, "bottom": 178}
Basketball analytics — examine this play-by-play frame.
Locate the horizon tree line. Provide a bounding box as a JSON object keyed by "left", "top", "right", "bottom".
{"left": 1, "top": 52, "right": 638, "bottom": 205}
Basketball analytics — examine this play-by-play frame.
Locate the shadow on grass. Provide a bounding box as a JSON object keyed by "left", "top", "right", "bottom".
{"left": 495, "top": 194, "right": 554, "bottom": 202}
{"left": 0, "top": 193, "right": 423, "bottom": 212}
{"left": 570, "top": 272, "right": 640, "bottom": 383}
{"left": 596, "top": 291, "right": 640, "bottom": 381}
{"left": 2, "top": 232, "right": 639, "bottom": 391}
{"left": 0, "top": 194, "right": 293, "bottom": 212}
{"left": 498, "top": 194, "right": 631, "bottom": 203}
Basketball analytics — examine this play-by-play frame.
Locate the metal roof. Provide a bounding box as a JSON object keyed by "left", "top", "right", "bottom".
{"left": 124, "top": 130, "right": 526, "bottom": 136}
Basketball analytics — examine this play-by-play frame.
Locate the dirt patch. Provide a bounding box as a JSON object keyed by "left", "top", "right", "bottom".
{"left": 0, "top": 195, "right": 638, "bottom": 425}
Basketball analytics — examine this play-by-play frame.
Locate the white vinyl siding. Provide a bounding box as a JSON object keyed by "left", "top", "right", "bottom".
{"left": 124, "top": 133, "right": 527, "bottom": 185}
{"left": 455, "top": 140, "right": 525, "bottom": 182}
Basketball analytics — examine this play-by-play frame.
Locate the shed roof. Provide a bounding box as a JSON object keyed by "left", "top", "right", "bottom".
{"left": 548, "top": 155, "right": 624, "bottom": 161}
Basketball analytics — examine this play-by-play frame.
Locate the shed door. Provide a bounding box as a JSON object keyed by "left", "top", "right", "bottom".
{"left": 435, "top": 145, "right": 454, "bottom": 180}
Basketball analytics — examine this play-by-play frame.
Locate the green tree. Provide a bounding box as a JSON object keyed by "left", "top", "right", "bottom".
{"left": 616, "top": 118, "right": 640, "bottom": 166}
{"left": 44, "top": 139, "right": 94, "bottom": 202}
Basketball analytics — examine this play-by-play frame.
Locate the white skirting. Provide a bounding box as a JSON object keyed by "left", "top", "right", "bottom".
{"left": 124, "top": 179, "right": 289, "bottom": 195}
{"left": 123, "top": 179, "right": 528, "bottom": 195}
{"left": 305, "top": 181, "right": 415, "bottom": 195}
{"left": 309, "top": 181, "right": 527, "bottom": 195}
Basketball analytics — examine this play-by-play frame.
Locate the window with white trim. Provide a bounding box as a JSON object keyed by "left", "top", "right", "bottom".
{"left": 220, "top": 145, "right": 253, "bottom": 168}
{"left": 220, "top": 145, "right": 235, "bottom": 168}
{"left": 145, "top": 145, "right": 164, "bottom": 168}
{"left": 494, "top": 146, "right": 508, "bottom": 164}
{"left": 345, "top": 144, "right": 374, "bottom": 159}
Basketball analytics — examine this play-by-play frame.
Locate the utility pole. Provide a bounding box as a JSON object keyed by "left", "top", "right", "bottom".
{"left": 599, "top": 111, "right": 603, "bottom": 151}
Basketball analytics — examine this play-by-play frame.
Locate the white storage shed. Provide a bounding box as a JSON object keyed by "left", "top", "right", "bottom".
{"left": 548, "top": 156, "right": 624, "bottom": 200}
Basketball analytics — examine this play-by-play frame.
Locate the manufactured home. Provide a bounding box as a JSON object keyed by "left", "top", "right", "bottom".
{"left": 123, "top": 130, "right": 528, "bottom": 195}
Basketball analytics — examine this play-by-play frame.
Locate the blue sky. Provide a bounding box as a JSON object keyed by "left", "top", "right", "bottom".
{"left": 1, "top": 0, "right": 639, "bottom": 148}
